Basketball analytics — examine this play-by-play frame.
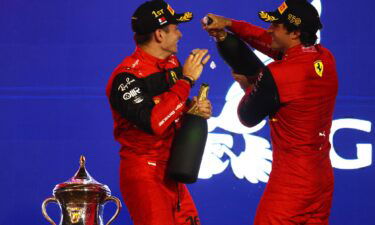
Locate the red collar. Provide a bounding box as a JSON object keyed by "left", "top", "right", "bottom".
{"left": 133, "top": 46, "right": 177, "bottom": 70}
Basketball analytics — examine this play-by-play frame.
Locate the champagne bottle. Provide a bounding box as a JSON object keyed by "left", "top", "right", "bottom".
{"left": 168, "top": 84, "right": 209, "bottom": 184}
{"left": 216, "top": 31, "right": 265, "bottom": 77}
{"left": 203, "top": 16, "right": 265, "bottom": 77}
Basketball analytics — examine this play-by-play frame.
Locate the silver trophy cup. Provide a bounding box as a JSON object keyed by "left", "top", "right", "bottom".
{"left": 42, "top": 156, "right": 122, "bottom": 225}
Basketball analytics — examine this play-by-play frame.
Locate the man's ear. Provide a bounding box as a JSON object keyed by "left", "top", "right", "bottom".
{"left": 154, "top": 29, "right": 164, "bottom": 43}
{"left": 291, "top": 30, "right": 301, "bottom": 40}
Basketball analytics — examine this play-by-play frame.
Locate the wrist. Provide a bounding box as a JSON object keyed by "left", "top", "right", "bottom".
{"left": 214, "top": 30, "right": 228, "bottom": 42}
{"left": 225, "top": 18, "right": 232, "bottom": 28}
{"left": 182, "top": 76, "right": 195, "bottom": 87}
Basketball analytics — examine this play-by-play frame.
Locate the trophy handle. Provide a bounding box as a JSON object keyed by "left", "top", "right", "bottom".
{"left": 104, "top": 196, "right": 122, "bottom": 225}
{"left": 41, "top": 197, "right": 58, "bottom": 225}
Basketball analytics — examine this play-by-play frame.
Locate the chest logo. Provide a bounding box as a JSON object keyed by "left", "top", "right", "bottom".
{"left": 314, "top": 60, "right": 324, "bottom": 77}
{"left": 170, "top": 70, "right": 178, "bottom": 84}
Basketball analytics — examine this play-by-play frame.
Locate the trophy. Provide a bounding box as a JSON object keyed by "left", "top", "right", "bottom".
{"left": 168, "top": 83, "right": 209, "bottom": 184}
{"left": 42, "top": 156, "right": 122, "bottom": 225}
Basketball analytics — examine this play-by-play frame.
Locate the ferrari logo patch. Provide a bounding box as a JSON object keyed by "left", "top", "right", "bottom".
{"left": 314, "top": 60, "right": 324, "bottom": 77}
{"left": 278, "top": 2, "right": 288, "bottom": 15}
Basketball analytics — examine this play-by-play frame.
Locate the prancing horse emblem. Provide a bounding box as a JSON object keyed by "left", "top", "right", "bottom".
{"left": 314, "top": 60, "right": 324, "bottom": 77}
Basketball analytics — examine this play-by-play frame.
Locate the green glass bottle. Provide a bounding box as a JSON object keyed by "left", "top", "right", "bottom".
{"left": 168, "top": 84, "right": 209, "bottom": 184}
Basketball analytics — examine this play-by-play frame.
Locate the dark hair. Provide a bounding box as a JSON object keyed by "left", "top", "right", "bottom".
{"left": 283, "top": 22, "right": 318, "bottom": 46}
{"left": 134, "top": 25, "right": 171, "bottom": 46}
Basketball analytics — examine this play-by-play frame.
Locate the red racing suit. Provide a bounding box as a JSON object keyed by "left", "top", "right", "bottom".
{"left": 229, "top": 20, "right": 338, "bottom": 224}
{"left": 106, "top": 47, "right": 200, "bottom": 225}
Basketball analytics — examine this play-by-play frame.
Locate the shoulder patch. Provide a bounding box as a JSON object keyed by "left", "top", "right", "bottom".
{"left": 121, "top": 56, "right": 154, "bottom": 78}
{"left": 314, "top": 60, "right": 324, "bottom": 77}
{"left": 116, "top": 56, "right": 143, "bottom": 77}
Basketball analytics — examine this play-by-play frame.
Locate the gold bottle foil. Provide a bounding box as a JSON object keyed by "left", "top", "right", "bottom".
{"left": 187, "top": 83, "right": 210, "bottom": 117}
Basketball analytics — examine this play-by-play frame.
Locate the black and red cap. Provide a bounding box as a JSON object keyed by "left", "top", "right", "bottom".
{"left": 131, "top": 0, "right": 193, "bottom": 35}
{"left": 258, "top": 0, "right": 322, "bottom": 32}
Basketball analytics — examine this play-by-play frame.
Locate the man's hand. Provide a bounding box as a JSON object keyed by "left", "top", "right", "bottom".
{"left": 202, "top": 13, "right": 232, "bottom": 30}
{"left": 191, "top": 96, "right": 213, "bottom": 119}
{"left": 232, "top": 72, "right": 254, "bottom": 91}
{"left": 206, "top": 28, "right": 228, "bottom": 42}
{"left": 183, "top": 49, "right": 211, "bottom": 81}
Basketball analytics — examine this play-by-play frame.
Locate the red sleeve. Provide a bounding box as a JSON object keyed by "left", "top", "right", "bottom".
{"left": 150, "top": 79, "right": 191, "bottom": 135}
{"left": 228, "top": 20, "right": 281, "bottom": 60}
{"left": 109, "top": 72, "right": 191, "bottom": 136}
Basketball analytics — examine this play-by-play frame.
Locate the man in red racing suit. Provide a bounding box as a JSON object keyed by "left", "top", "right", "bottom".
{"left": 106, "top": 1, "right": 211, "bottom": 225}
{"left": 204, "top": 0, "right": 338, "bottom": 224}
